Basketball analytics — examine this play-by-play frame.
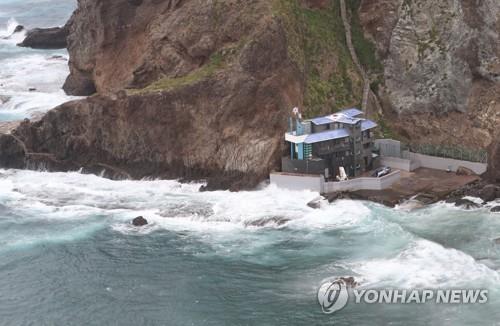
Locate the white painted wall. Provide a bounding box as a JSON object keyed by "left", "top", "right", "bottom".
{"left": 380, "top": 156, "right": 414, "bottom": 171}
{"left": 408, "top": 152, "right": 487, "bottom": 175}
{"left": 323, "top": 171, "right": 401, "bottom": 193}
{"left": 270, "top": 173, "right": 324, "bottom": 193}
{"left": 270, "top": 171, "right": 401, "bottom": 194}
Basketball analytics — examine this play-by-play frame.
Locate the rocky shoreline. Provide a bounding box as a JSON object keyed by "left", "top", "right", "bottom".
{"left": 324, "top": 178, "right": 500, "bottom": 211}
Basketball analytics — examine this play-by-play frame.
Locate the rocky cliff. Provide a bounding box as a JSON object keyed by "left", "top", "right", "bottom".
{"left": 1, "top": 0, "right": 499, "bottom": 187}
{"left": 1, "top": 0, "right": 365, "bottom": 189}
{"left": 358, "top": 0, "right": 500, "bottom": 180}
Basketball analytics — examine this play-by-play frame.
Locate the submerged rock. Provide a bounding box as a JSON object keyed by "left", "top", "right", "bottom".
{"left": 132, "top": 216, "right": 148, "bottom": 226}
{"left": 307, "top": 196, "right": 328, "bottom": 209}
{"left": 245, "top": 216, "right": 290, "bottom": 227}
{"left": 491, "top": 206, "right": 500, "bottom": 213}
{"left": 454, "top": 198, "right": 480, "bottom": 209}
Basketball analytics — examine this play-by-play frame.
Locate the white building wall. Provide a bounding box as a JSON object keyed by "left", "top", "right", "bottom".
{"left": 270, "top": 173, "right": 324, "bottom": 193}
{"left": 408, "top": 152, "right": 487, "bottom": 175}
{"left": 323, "top": 171, "right": 401, "bottom": 193}
{"left": 380, "top": 156, "right": 414, "bottom": 172}
{"left": 270, "top": 171, "right": 401, "bottom": 194}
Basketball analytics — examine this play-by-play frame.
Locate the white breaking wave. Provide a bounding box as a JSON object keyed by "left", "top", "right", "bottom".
{"left": 0, "top": 18, "right": 26, "bottom": 45}
{"left": 0, "top": 19, "right": 80, "bottom": 121}
{"left": 350, "top": 239, "right": 500, "bottom": 289}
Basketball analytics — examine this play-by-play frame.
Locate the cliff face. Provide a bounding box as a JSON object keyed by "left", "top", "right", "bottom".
{"left": 1, "top": 0, "right": 367, "bottom": 188}
{"left": 358, "top": 0, "right": 500, "bottom": 180}
{"left": 1, "top": 0, "right": 499, "bottom": 186}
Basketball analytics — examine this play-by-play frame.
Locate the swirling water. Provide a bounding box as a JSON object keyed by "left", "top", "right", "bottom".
{"left": 0, "top": 0, "right": 78, "bottom": 122}
{"left": 1, "top": 1, "right": 500, "bottom": 325}
{"left": 0, "top": 169, "right": 500, "bottom": 325}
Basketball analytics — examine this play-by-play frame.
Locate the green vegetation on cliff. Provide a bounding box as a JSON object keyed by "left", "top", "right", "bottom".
{"left": 273, "top": 0, "right": 363, "bottom": 118}
{"left": 128, "top": 53, "right": 224, "bottom": 94}
{"left": 345, "top": 0, "right": 383, "bottom": 74}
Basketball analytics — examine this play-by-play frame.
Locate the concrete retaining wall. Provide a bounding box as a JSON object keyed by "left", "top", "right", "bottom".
{"left": 375, "top": 139, "right": 402, "bottom": 158}
{"left": 380, "top": 156, "right": 414, "bottom": 172}
{"left": 270, "top": 171, "right": 401, "bottom": 194}
{"left": 408, "top": 152, "right": 487, "bottom": 175}
{"left": 270, "top": 173, "right": 324, "bottom": 193}
{"left": 323, "top": 171, "right": 401, "bottom": 193}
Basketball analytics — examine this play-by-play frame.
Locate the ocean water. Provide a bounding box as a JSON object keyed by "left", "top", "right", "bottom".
{"left": 1, "top": 1, "right": 500, "bottom": 325}
{"left": 0, "top": 169, "right": 500, "bottom": 325}
{"left": 0, "top": 0, "right": 78, "bottom": 122}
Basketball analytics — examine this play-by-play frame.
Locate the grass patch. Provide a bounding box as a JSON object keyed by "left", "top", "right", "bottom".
{"left": 129, "top": 53, "right": 224, "bottom": 94}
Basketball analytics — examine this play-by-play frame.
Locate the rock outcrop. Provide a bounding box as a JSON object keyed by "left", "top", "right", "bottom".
{"left": 358, "top": 0, "right": 500, "bottom": 178}
{"left": 2, "top": 0, "right": 317, "bottom": 189}
{"left": 18, "top": 25, "right": 69, "bottom": 49}
{"left": 2, "top": 0, "right": 499, "bottom": 190}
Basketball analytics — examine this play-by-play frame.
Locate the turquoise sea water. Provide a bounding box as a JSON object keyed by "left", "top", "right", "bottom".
{"left": 1, "top": 1, "right": 500, "bottom": 325}
{"left": 0, "top": 169, "right": 500, "bottom": 325}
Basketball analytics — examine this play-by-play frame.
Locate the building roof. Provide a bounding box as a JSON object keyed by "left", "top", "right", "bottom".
{"left": 304, "top": 128, "right": 350, "bottom": 144}
{"left": 361, "top": 120, "right": 378, "bottom": 131}
{"left": 339, "top": 108, "right": 363, "bottom": 118}
{"left": 310, "top": 108, "right": 364, "bottom": 126}
{"left": 311, "top": 114, "right": 362, "bottom": 126}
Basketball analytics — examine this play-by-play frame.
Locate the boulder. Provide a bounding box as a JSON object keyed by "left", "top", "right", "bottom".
{"left": 18, "top": 26, "right": 68, "bottom": 49}
{"left": 479, "top": 185, "right": 499, "bottom": 202}
{"left": 307, "top": 196, "right": 327, "bottom": 209}
{"left": 491, "top": 206, "right": 500, "bottom": 213}
{"left": 454, "top": 198, "right": 480, "bottom": 209}
{"left": 13, "top": 25, "right": 25, "bottom": 34}
{"left": 456, "top": 166, "right": 475, "bottom": 176}
{"left": 132, "top": 216, "right": 148, "bottom": 226}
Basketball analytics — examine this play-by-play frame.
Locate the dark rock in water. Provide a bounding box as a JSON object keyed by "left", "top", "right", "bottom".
{"left": 18, "top": 25, "right": 69, "bottom": 49}
{"left": 454, "top": 198, "right": 480, "bottom": 209}
{"left": 413, "top": 193, "right": 439, "bottom": 205}
{"left": 491, "top": 206, "right": 500, "bottom": 213}
{"left": 49, "top": 55, "right": 66, "bottom": 61}
{"left": 245, "top": 216, "right": 290, "bottom": 227}
{"left": 132, "top": 216, "right": 148, "bottom": 226}
{"left": 479, "top": 185, "right": 499, "bottom": 202}
{"left": 28, "top": 88, "right": 36, "bottom": 92}
{"left": 13, "top": 25, "right": 25, "bottom": 34}
{"left": 307, "top": 196, "right": 326, "bottom": 209}
{"left": 327, "top": 192, "right": 355, "bottom": 202}
{"left": 339, "top": 276, "right": 359, "bottom": 288}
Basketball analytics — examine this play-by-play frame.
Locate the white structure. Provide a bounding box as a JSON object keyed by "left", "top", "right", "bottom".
{"left": 270, "top": 171, "right": 401, "bottom": 194}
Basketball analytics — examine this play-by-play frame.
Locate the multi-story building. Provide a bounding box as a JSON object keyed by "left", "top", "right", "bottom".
{"left": 282, "top": 108, "right": 377, "bottom": 178}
